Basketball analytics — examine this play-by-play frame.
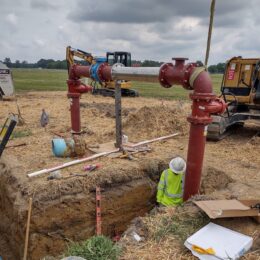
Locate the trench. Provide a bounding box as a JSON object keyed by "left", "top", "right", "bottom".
{"left": 0, "top": 157, "right": 167, "bottom": 260}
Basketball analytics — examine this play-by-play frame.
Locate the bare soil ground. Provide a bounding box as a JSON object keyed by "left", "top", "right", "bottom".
{"left": 0, "top": 91, "right": 259, "bottom": 259}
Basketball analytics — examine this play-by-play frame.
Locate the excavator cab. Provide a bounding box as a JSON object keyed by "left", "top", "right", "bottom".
{"left": 106, "top": 52, "right": 131, "bottom": 67}
{"left": 207, "top": 57, "right": 260, "bottom": 140}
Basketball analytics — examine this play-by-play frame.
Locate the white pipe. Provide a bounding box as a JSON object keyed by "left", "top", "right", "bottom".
{"left": 27, "top": 149, "right": 119, "bottom": 178}
{"left": 112, "top": 66, "right": 160, "bottom": 82}
{"left": 28, "top": 133, "right": 179, "bottom": 178}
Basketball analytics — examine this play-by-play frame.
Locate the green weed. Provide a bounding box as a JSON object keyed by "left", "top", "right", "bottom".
{"left": 65, "top": 235, "right": 122, "bottom": 260}
{"left": 11, "top": 129, "right": 32, "bottom": 138}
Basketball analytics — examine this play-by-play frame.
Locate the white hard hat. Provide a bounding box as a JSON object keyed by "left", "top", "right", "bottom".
{"left": 169, "top": 157, "right": 186, "bottom": 174}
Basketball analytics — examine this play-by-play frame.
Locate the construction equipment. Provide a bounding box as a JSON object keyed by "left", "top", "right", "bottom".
{"left": 92, "top": 51, "right": 138, "bottom": 97}
{"left": 0, "top": 114, "right": 18, "bottom": 157}
{"left": 207, "top": 57, "right": 260, "bottom": 140}
{"left": 66, "top": 46, "right": 94, "bottom": 72}
{"left": 104, "top": 52, "right": 138, "bottom": 97}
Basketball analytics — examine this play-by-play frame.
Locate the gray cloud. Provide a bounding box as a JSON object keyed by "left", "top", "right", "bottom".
{"left": 30, "top": 0, "right": 60, "bottom": 10}
{"left": 0, "top": 0, "right": 259, "bottom": 65}
{"left": 68, "top": 0, "right": 249, "bottom": 25}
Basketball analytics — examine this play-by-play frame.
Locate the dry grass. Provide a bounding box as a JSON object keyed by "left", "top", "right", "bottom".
{"left": 120, "top": 205, "right": 260, "bottom": 260}
{"left": 120, "top": 206, "right": 206, "bottom": 259}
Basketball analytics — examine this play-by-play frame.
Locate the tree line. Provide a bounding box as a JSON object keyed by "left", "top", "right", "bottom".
{"left": 1, "top": 57, "right": 226, "bottom": 73}
{"left": 1, "top": 57, "right": 68, "bottom": 69}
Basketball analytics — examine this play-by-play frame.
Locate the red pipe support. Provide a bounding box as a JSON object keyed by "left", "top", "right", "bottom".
{"left": 67, "top": 65, "right": 92, "bottom": 133}
{"left": 67, "top": 92, "right": 81, "bottom": 134}
{"left": 182, "top": 70, "right": 226, "bottom": 200}
{"left": 159, "top": 60, "right": 226, "bottom": 200}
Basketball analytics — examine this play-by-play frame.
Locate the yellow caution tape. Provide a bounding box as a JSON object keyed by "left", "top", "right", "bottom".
{"left": 189, "top": 66, "right": 206, "bottom": 87}
{"left": 192, "top": 244, "right": 216, "bottom": 255}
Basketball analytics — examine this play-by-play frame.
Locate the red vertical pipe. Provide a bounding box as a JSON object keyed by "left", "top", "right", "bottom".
{"left": 67, "top": 65, "right": 92, "bottom": 133}
{"left": 183, "top": 124, "right": 206, "bottom": 200}
{"left": 68, "top": 92, "right": 81, "bottom": 133}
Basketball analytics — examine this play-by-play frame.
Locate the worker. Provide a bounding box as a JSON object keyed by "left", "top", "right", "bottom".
{"left": 156, "top": 156, "right": 186, "bottom": 206}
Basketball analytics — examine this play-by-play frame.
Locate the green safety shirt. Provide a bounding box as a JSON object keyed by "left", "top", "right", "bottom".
{"left": 156, "top": 168, "right": 184, "bottom": 206}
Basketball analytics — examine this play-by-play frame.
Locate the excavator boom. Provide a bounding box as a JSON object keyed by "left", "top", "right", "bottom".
{"left": 66, "top": 46, "right": 95, "bottom": 72}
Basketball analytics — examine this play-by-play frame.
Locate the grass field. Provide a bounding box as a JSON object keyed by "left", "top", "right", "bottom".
{"left": 12, "top": 68, "right": 223, "bottom": 100}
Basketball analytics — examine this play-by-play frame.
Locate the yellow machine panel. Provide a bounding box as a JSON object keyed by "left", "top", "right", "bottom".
{"left": 222, "top": 57, "right": 259, "bottom": 104}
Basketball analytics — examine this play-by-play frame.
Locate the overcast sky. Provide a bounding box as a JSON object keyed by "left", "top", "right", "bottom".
{"left": 1, "top": 0, "right": 259, "bottom": 65}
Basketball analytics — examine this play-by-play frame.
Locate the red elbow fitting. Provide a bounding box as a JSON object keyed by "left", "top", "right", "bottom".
{"left": 188, "top": 94, "right": 227, "bottom": 125}
{"left": 67, "top": 79, "right": 92, "bottom": 94}
{"left": 73, "top": 84, "right": 92, "bottom": 93}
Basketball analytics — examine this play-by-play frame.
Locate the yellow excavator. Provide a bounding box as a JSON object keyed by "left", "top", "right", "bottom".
{"left": 66, "top": 46, "right": 138, "bottom": 97}
{"left": 66, "top": 46, "right": 94, "bottom": 69}
{"left": 207, "top": 57, "right": 260, "bottom": 140}
{"left": 100, "top": 51, "right": 138, "bottom": 97}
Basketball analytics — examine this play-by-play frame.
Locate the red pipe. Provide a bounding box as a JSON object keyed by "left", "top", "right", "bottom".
{"left": 69, "top": 64, "right": 91, "bottom": 79}
{"left": 67, "top": 65, "right": 92, "bottom": 133}
{"left": 67, "top": 59, "right": 226, "bottom": 200}
{"left": 67, "top": 92, "right": 81, "bottom": 133}
{"left": 185, "top": 124, "right": 206, "bottom": 198}
{"left": 183, "top": 71, "right": 225, "bottom": 200}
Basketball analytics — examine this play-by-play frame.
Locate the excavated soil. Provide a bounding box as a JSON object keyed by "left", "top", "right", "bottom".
{"left": 0, "top": 91, "right": 259, "bottom": 259}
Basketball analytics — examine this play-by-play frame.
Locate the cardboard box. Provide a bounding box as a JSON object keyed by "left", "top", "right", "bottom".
{"left": 194, "top": 200, "right": 260, "bottom": 220}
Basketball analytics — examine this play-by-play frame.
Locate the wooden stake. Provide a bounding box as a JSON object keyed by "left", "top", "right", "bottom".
{"left": 23, "top": 197, "right": 33, "bottom": 260}
{"left": 96, "top": 187, "right": 102, "bottom": 235}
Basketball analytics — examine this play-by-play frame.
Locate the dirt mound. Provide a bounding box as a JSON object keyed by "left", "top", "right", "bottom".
{"left": 123, "top": 105, "right": 188, "bottom": 140}
{"left": 201, "top": 167, "right": 234, "bottom": 194}
{"left": 248, "top": 136, "right": 260, "bottom": 146}
{"left": 80, "top": 101, "right": 136, "bottom": 118}
{"left": 227, "top": 182, "right": 260, "bottom": 199}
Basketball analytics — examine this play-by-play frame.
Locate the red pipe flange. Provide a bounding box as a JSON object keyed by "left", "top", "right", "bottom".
{"left": 159, "top": 58, "right": 197, "bottom": 89}
{"left": 159, "top": 63, "right": 173, "bottom": 88}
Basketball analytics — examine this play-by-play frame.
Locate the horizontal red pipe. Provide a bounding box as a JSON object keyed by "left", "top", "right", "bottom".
{"left": 69, "top": 65, "right": 91, "bottom": 80}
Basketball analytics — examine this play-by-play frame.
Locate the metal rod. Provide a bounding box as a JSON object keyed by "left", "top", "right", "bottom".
{"left": 204, "top": 0, "right": 216, "bottom": 67}
{"left": 115, "top": 80, "right": 122, "bottom": 148}
{"left": 112, "top": 66, "right": 160, "bottom": 83}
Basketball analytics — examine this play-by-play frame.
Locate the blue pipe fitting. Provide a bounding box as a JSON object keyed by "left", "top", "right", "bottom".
{"left": 90, "top": 57, "right": 107, "bottom": 82}
{"left": 52, "top": 138, "right": 75, "bottom": 157}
